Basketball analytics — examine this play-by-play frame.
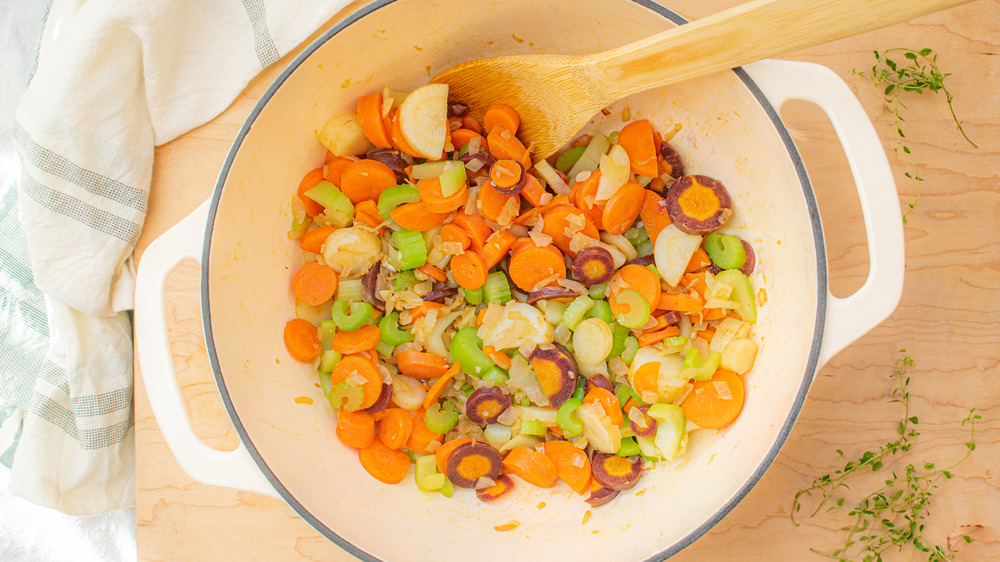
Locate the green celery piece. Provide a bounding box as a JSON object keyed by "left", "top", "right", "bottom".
{"left": 616, "top": 436, "right": 641, "bottom": 457}
{"left": 336, "top": 278, "right": 363, "bottom": 303}
{"left": 621, "top": 336, "right": 639, "bottom": 365}
{"left": 449, "top": 326, "right": 494, "bottom": 377}
{"left": 555, "top": 146, "right": 586, "bottom": 174}
{"left": 613, "top": 289, "right": 649, "bottom": 328}
{"left": 410, "top": 161, "right": 450, "bottom": 180}
{"left": 438, "top": 477, "right": 454, "bottom": 498}
{"left": 304, "top": 181, "right": 355, "bottom": 222}
{"left": 648, "top": 403, "right": 686, "bottom": 462}
{"left": 567, "top": 132, "right": 610, "bottom": 178}
{"left": 636, "top": 435, "right": 665, "bottom": 462}
{"left": 483, "top": 271, "right": 512, "bottom": 304}
{"left": 636, "top": 239, "right": 654, "bottom": 257}
{"left": 715, "top": 269, "right": 757, "bottom": 323}
{"left": 588, "top": 282, "right": 608, "bottom": 300}
{"left": 438, "top": 163, "right": 467, "bottom": 197}
{"left": 462, "top": 286, "right": 484, "bottom": 305}
{"left": 331, "top": 300, "right": 373, "bottom": 332}
{"left": 424, "top": 401, "right": 459, "bottom": 434}
{"left": 373, "top": 340, "right": 395, "bottom": 358}
{"left": 415, "top": 455, "right": 443, "bottom": 492}
{"left": 608, "top": 322, "right": 631, "bottom": 358}
{"left": 683, "top": 348, "right": 721, "bottom": 381}
{"left": 520, "top": 420, "right": 548, "bottom": 436}
{"left": 328, "top": 381, "right": 364, "bottom": 412}
{"left": 480, "top": 366, "right": 509, "bottom": 385}
{"left": 394, "top": 270, "right": 418, "bottom": 291}
{"left": 624, "top": 226, "right": 649, "bottom": 248}
{"left": 705, "top": 233, "right": 746, "bottom": 270}
{"left": 615, "top": 382, "right": 644, "bottom": 408}
{"left": 556, "top": 397, "right": 584, "bottom": 437}
{"left": 391, "top": 229, "right": 428, "bottom": 270}
{"left": 586, "top": 300, "right": 613, "bottom": 324}
{"left": 319, "top": 320, "right": 337, "bottom": 351}
{"left": 318, "top": 371, "right": 333, "bottom": 399}
{"left": 378, "top": 184, "right": 420, "bottom": 220}
{"left": 572, "top": 376, "right": 587, "bottom": 400}
{"left": 379, "top": 312, "right": 414, "bottom": 346}
{"left": 607, "top": 131, "right": 620, "bottom": 145}
{"left": 318, "top": 349, "right": 342, "bottom": 374}
{"left": 561, "top": 295, "right": 594, "bottom": 330}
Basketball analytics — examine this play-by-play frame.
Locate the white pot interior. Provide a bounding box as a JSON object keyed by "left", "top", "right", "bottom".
{"left": 204, "top": 0, "right": 823, "bottom": 559}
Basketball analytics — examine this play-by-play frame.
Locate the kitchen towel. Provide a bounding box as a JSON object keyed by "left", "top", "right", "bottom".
{"left": 5, "top": 0, "right": 350, "bottom": 515}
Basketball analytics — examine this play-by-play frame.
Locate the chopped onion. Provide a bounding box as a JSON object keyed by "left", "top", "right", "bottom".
{"left": 475, "top": 477, "right": 496, "bottom": 490}
{"left": 628, "top": 406, "right": 649, "bottom": 429}
{"left": 496, "top": 406, "right": 520, "bottom": 426}
{"left": 713, "top": 380, "right": 734, "bottom": 400}
{"left": 534, "top": 160, "right": 570, "bottom": 195}
{"left": 468, "top": 135, "right": 481, "bottom": 155}
{"left": 595, "top": 144, "right": 630, "bottom": 201}
{"left": 557, "top": 278, "right": 587, "bottom": 294}
{"left": 569, "top": 453, "right": 586, "bottom": 468}
{"left": 508, "top": 224, "right": 529, "bottom": 238}
{"left": 600, "top": 232, "right": 638, "bottom": 262}
{"left": 425, "top": 440, "right": 442, "bottom": 453}
{"left": 575, "top": 171, "right": 592, "bottom": 184}
{"left": 553, "top": 323, "right": 572, "bottom": 344}
{"left": 641, "top": 390, "right": 659, "bottom": 404}
{"left": 427, "top": 311, "right": 461, "bottom": 358}
{"left": 465, "top": 157, "right": 484, "bottom": 172}
{"left": 531, "top": 274, "right": 561, "bottom": 292}
{"left": 528, "top": 229, "right": 553, "bottom": 247}
{"left": 538, "top": 192, "right": 554, "bottom": 206}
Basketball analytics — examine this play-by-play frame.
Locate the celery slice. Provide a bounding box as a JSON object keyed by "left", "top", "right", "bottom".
{"left": 379, "top": 312, "right": 414, "bottom": 346}
{"left": 378, "top": 184, "right": 419, "bottom": 220}
{"left": 561, "top": 295, "right": 595, "bottom": 330}
{"left": 608, "top": 322, "right": 631, "bottom": 359}
{"left": 304, "top": 181, "right": 355, "bottom": 222}
{"left": 705, "top": 233, "right": 746, "bottom": 270}
{"left": 318, "top": 349, "right": 341, "bottom": 374}
{"left": 394, "top": 270, "right": 418, "bottom": 291}
{"left": 462, "top": 286, "right": 484, "bottom": 305}
{"left": 328, "top": 381, "right": 364, "bottom": 412}
{"left": 410, "top": 161, "right": 450, "bottom": 180}
{"left": 438, "top": 163, "right": 467, "bottom": 197}
{"left": 621, "top": 336, "right": 639, "bottom": 365}
{"left": 391, "top": 229, "right": 428, "bottom": 270}
{"left": 715, "top": 269, "right": 757, "bottom": 323}
{"left": 520, "top": 420, "right": 547, "bottom": 436}
{"left": 684, "top": 348, "right": 722, "bottom": 381}
{"left": 616, "top": 436, "right": 641, "bottom": 457}
{"left": 424, "top": 401, "right": 459, "bottom": 434}
{"left": 555, "top": 146, "right": 586, "bottom": 174}
{"left": 331, "top": 300, "right": 373, "bottom": 332}
{"left": 648, "top": 403, "right": 686, "bottom": 462}
{"left": 613, "top": 289, "right": 649, "bottom": 328}
{"left": 586, "top": 300, "right": 613, "bottom": 324}
{"left": 483, "top": 271, "right": 512, "bottom": 304}
{"left": 335, "top": 278, "right": 363, "bottom": 303}
{"left": 449, "top": 326, "right": 494, "bottom": 377}
{"left": 557, "top": 398, "right": 584, "bottom": 437}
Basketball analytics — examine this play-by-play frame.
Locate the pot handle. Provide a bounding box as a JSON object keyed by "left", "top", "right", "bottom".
{"left": 134, "top": 200, "right": 279, "bottom": 498}
{"left": 743, "top": 60, "right": 904, "bottom": 367}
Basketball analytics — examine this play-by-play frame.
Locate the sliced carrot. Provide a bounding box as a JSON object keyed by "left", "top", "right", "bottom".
{"left": 377, "top": 407, "right": 413, "bottom": 450}
{"left": 640, "top": 314, "right": 669, "bottom": 335}
{"left": 697, "top": 327, "right": 716, "bottom": 344}
{"left": 406, "top": 301, "right": 444, "bottom": 324}
{"left": 324, "top": 157, "right": 353, "bottom": 187}
{"left": 440, "top": 223, "right": 471, "bottom": 251}
{"left": 680, "top": 272, "right": 710, "bottom": 298}
{"left": 487, "top": 127, "right": 531, "bottom": 169}
{"left": 509, "top": 237, "right": 535, "bottom": 256}
{"left": 541, "top": 205, "right": 599, "bottom": 257}
{"left": 520, "top": 173, "right": 547, "bottom": 207}
{"left": 475, "top": 308, "right": 487, "bottom": 327}
{"left": 490, "top": 159, "right": 524, "bottom": 189}
{"left": 451, "top": 250, "right": 488, "bottom": 290}
{"left": 583, "top": 387, "right": 624, "bottom": 426}
{"left": 701, "top": 307, "right": 727, "bottom": 321}
{"left": 396, "top": 350, "right": 449, "bottom": 379}
{"left": 300, "top": 226, "right": 336, "bottom": 254}
{"left": 542, "top": 440, "right": 592, "bottom": 495}
{"left": 461, "top": 115, "right": 483, "bottom": 135}
{"left": 657, "top": 293, "right": 704, "bottom": 313}
{"left": 477, "top": 182, "right": 520, "bottom": 224}
{"left": 481, "top": 345, "right": 512, "bottom": 370}
{"left": 406, "top": 408, "right": 443, "bottom": 454}
{"left": 330, "top": 354, "right": 384, "bottom": 409}
{"left": 283, "top": 318, "right": 321, "bottom": 362}
{"left": 601, "top": 181, "right": 645, "bottom": 235}
{"left": 508, "top": 244, "right": 566, "bottom": 292}
{"left": 416, "top": 264, "right": 448, "bottom": 283}
{"left": 681, "top": 369, "right": 745, "bottom": 429}
{"left": 483, "top": 104, "right": 520, "bottom": 135}
{"left": 387, "top": 108, "right": 424, "bottom": 158}
{"left": 609, "top": 264, "right": 662, "bottom": 318}
{"left": 686, "top": 247, "right": 713, "bottom": 273}
{"left": 640, "top": 189, "right": 673, "bottom": 244}
{"left": 435, "top": 437, "right": 475, "bottom": 474}
{"left": 479, "top": 229, "right": 517, "bottom": 270}
{"left": 354, "top": 199, "right": 386, "bottom": 233}
{"left": 572, "top": 170, "right": 604, "bottom": 230}
{"left": 336, "top": 408, "right": 375, "bottom": 449}
{"left": 512, "top": 194, "right": 571, "bottom": 226}
{"left": 422, "top": 362, "right": 461, "bottom": 410}
{"left": 297, "top": 168, "right": 326, "bottom": 217}
{"left": 653, "top": 131, "right": 663, "bottom": 154}
{"left": 637, "top": 326, "right": 681, "bottom": 347}
{"left": 330, "top": 324, "right": 381, "bottom": 355}
{"left": 418, "top": 177, "right": 469, "bottom": 214}
{"left": 359, "top": 438, "right": 411, "bottom": 484}
{"left": 502, "top": 446, "right": 559, "bottom": 488}
{"left": 339, "top": 159, "right": 397, "bottom": 204}
{"left": 291, "top": 261, "right": 339, "bottom": 306}
{"left": 450, "top": 128, "right": 487, "bottom": 152}
{"left": 390, "top": 200, "right": 450, "bottom": 231}
{"left": 452, "top": 210, "right": 493, "bottom": 252}
{"left": 357, "top": 93, "right": 393, "bottom": 149}
{"left": 632, "top": 362, "right": 660, "bottom": 397}
{"left": 325, "top": 150, "right": 336, "bottom": 165}
{"left": 617, "top": 119, "right": 658, "bottom": 177}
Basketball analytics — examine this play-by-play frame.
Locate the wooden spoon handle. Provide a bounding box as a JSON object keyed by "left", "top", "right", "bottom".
{"left": 584, "top": 0, "right": 971, "bottom": 100}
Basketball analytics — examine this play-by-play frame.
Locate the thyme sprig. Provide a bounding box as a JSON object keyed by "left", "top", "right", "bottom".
{"left": 853, "top": 48, "right": 976, "bottom": 222}
{"left": 792, "top": 352, "right": 980, "bottom": 561}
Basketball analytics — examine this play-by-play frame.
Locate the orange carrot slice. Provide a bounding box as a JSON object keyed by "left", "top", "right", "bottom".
{"left": 618, "top": 119, "right": 658, "bottom": 177}
{"left": 339, "top": 159, "right": 397, "bottom": 204}
{"left": 283, "top": 318, "right": 321, "bottom": 363}
{"left": 291, "top": 261, "right": 339, "bottom": 306}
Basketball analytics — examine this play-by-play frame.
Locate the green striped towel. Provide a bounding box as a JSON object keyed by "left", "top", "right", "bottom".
{"left": 2, "top": 0, "right": 349, "bottom": 515}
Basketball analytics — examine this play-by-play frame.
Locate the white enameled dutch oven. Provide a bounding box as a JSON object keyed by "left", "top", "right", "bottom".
{"left": 134, "top": 0, "right": 905, "bottom": 559}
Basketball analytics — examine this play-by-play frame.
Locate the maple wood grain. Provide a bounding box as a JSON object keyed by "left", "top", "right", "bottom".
{"left": 135, "top": 0, "right": 1000, "bottom": 559}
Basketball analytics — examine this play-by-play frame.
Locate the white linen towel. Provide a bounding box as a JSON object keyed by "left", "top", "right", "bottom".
{"left": 6, "top": 0, "right": 350, "bottom": 515}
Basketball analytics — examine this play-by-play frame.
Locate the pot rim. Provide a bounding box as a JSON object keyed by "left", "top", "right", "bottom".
{"left": 200, "top": 1, "right": 828, "bottom": 559}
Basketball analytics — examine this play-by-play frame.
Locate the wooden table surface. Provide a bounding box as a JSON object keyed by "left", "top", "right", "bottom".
{"left": 134, "top": 1, "right": 1000, "bottom": 559}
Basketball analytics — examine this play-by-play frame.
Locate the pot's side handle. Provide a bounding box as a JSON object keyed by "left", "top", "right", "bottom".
{"left": 744, "top": 60, "right": 905, "bottom": 367}
{"left": 134, "top": 200, "right": 278, "bottom": 498}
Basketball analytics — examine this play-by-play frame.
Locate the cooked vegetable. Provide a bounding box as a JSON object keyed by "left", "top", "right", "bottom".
{"left": 328, "top": 381, "right": 365, "bottom": 412}
{"left": 330, "top": 355, "right": 383, "bottom": 409}
{"left": 465, "top": 386, "right": 512, "bottom": 425}
{"left": 648, "top": 403, "right": 686, "bottom": 462}
{"left": 336, "top": 407, "right": 376, "bottom": 449}
{"left": 362, "top": 383, "right": 393, "bottom": 414}
{"left": 377, "top": 183, "right": 419, "bottom": 220}
{"left": 681, "top": 369, "right": 745, "bottom": 429}
{"left": 704, "top": 233, "right": 746, "bottom": 270}
{"left": 720, "top": 337, "right": 758, "bottom": 375}
{"left": 683, "top": 348, "right": 722, "bottom": 381}
{"left": 291, "top": 262, "right": 339, "bottom": 307}
{"left": 740, "top": 239, "right": 756, "bottom": 276}
{"left": 390, "top": 229, "right": 427, "bottom": 270}
{"left": 572, "top": 246, "right": 615, "bottom": 286}
{"left": 398, "top": 83, "right": 449, "bottom": 159}
{"left": 396, "top": 350, "right": 449, "bottom": 379}
{"left": 322, "top": 227, "right": 383, "bottom": 279}
{"left": 424, "top": 400, "right": 460, "bottom": 434}
{"left": 572, "top": 318, "right": 613, "bottom": 364}
{"left": 543, "top": 440, "right": 592, "bottom": 495}
{"left": 483, "top": 104, "right": 520, "bottom": 135}
{"left": 528, "top": 343, "right": 578, "bottom": 408}
{"left": 365, "top": 147, "right": 409, "bottom": 179}
{"left": 665, "top": 175, "right": 733, "bottom": 235}
{"left": 501, "top": 446, "right": 559, "bottom": 488}
{"left": 445, "top": 441, "right": 502, "bottom": 488}
{"left": 331, "top": 300, "right": 373, "bottom": 332}
{"left": 653, "top": 223, "right": 702, "bottom": 287}
{"left": 390, "top": 201, "right": 450, "bottom": 231}
{"left": 359, "top": 439, "right": 411, "bottom": 484}
{"left": 586, "top": 486, "right": 620, "bottom": 507}
{"left": 489, "top": 159, "right": 526, "bottom": 195}
{"left": 629, "top": 405, "right": 658, "bottom": 438}
{"left": 715, "top": 269, "right": 757, "bottom": 323}
{"left": 476, "top": 474, "right": 515, "bottom": 501}
{"left": 509, "top": 244, "right": 566, "bottom": 293}
{"left": 617, "top": 119, "right": 658, "bottom": 177}
{"left": 658, "top": 142, "right": 685, "bottom": 180}
{"left": 526, "top": 286, "right": 583, "bottom": 305}
{"left": 541, "top": 205, "right": 599, "bottom": 257}
{"left": 317, "top": 112, "right": 372, "bottom": 157}
{"left": 450, "top": 326, "right": 494, "bottom": 377}
{"left": 591, "top": 452, "right": 643, "bottom": 491}
{"left": 284, "top": 318, "right": 321, "bottom": 362}
{"left": 340, "top": 159, "right": 398, "bottom": 204}
{"left": 612, "top": 289, "right": 649, "bottom": 329}
{"left": 330, "top": 324, "right": 380, "bottom": 354}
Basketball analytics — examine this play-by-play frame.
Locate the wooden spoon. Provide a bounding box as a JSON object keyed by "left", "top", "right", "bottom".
{"left": 432, "top": 0, "right": 970, "bottom": 160}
